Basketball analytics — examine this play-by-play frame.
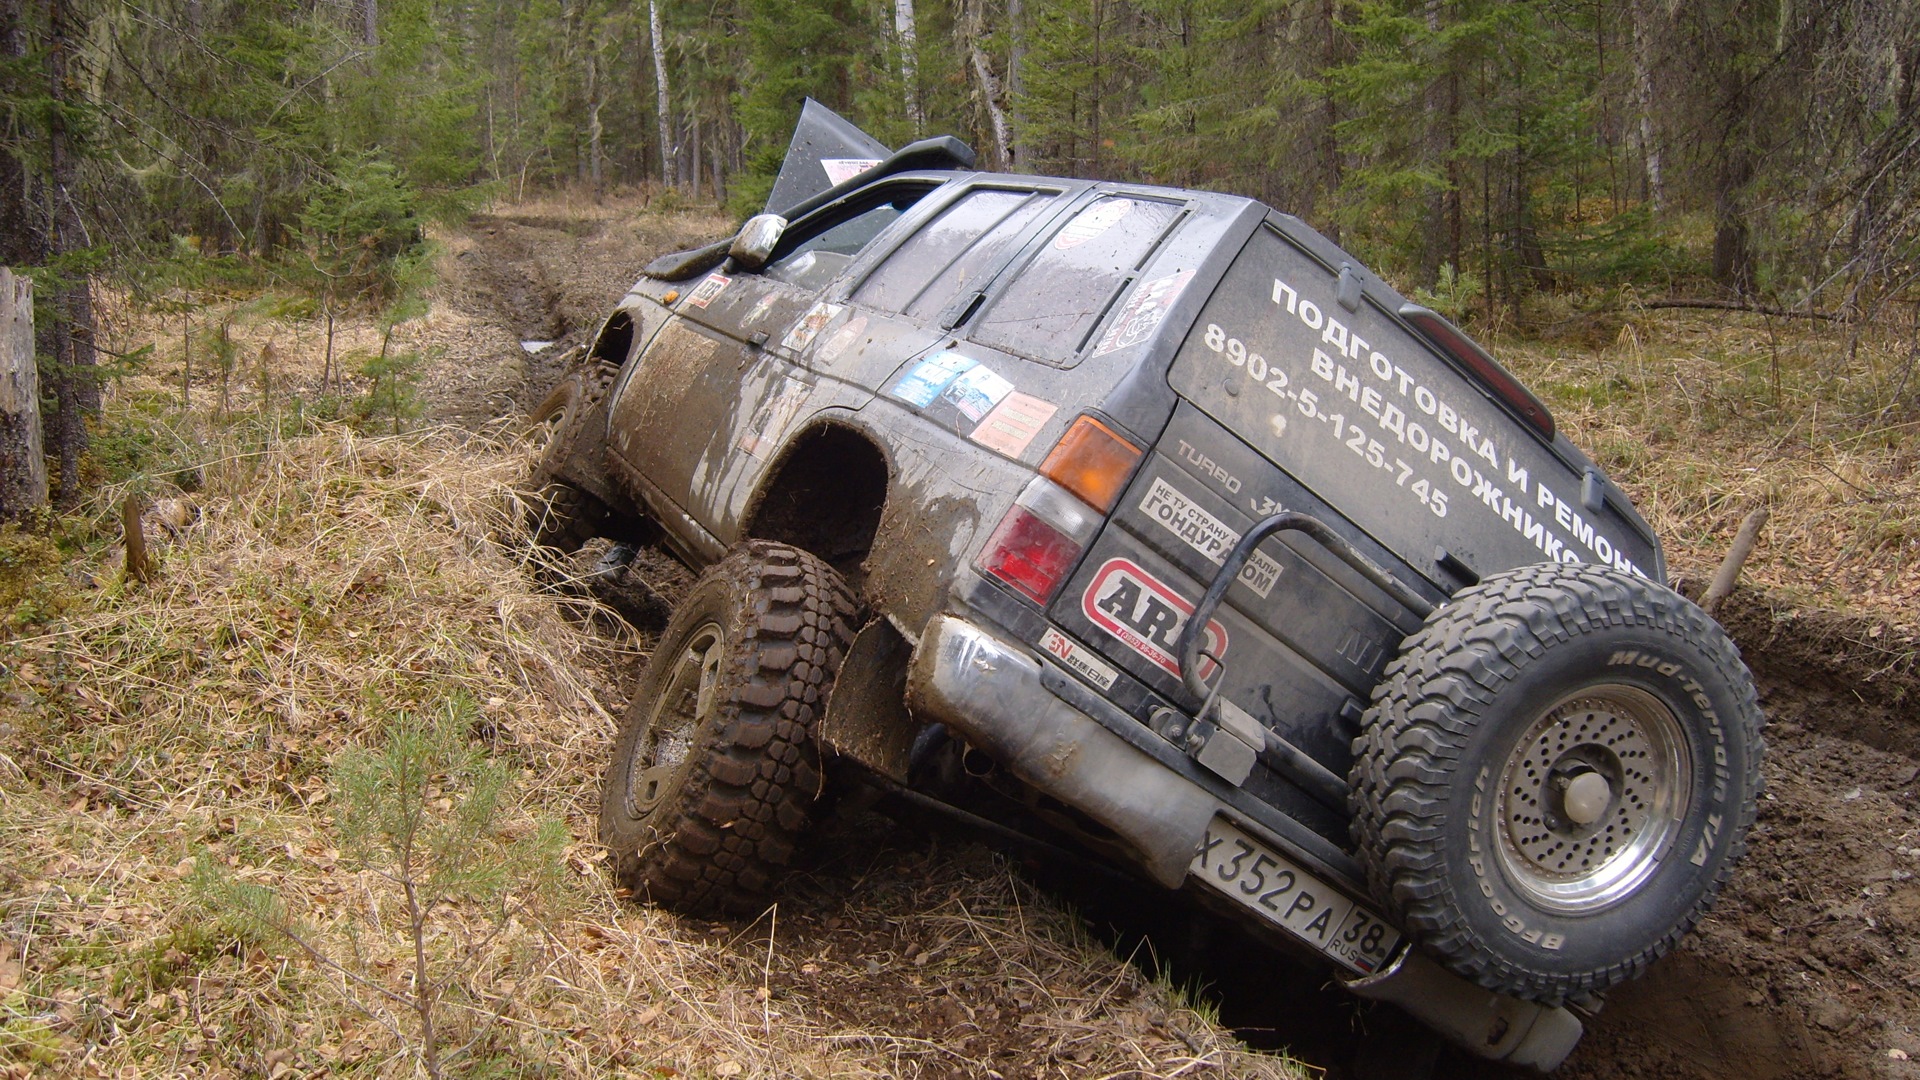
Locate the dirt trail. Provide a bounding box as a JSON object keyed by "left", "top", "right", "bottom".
{"left": 444, "top": 197, "right": 1920, "bottom": 1079}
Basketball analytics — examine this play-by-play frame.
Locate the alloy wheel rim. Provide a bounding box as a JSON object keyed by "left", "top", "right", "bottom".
{"left": 1493, "top": 684, "right": 1692, "bottom": 914}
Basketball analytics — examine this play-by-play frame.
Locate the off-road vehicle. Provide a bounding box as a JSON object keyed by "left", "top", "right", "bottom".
{"left": 529, "top": 103, "right": 1764, "bottom": 1070}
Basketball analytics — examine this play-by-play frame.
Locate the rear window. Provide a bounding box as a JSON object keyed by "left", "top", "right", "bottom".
{"left": 852, "top": 188, "right": 1057, "bottom": 317}
{"left": 971, "top": 195, "right": 1184, "bottom": 365}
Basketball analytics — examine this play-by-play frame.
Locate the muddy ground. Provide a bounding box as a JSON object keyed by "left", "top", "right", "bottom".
{"left": 442, "top": 198, "right": 1920, "bottom": 1079}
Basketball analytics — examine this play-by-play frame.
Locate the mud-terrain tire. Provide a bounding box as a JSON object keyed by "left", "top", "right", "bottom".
{"left": 599, "top": 541, "right": 860, "bottom": 914}
{"left": 524, "top": 359, "right": 617, "bottom": 551}
{"left": 1349, "top": 562, "right": 1764, "bottom": 1005}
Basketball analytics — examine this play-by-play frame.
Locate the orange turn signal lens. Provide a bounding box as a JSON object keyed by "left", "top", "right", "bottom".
{"left": 1040, "top": 415, "right": 1143, "bottom": 513}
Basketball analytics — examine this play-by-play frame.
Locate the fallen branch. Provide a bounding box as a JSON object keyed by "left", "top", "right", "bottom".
{"left": 1639, "top": 299, "right": 1838, "bottom": 321}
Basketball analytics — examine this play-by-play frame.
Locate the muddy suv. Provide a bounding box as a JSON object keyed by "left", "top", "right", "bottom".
{"left": 529, "top": 104, "right": 1763, "bottom": 1070}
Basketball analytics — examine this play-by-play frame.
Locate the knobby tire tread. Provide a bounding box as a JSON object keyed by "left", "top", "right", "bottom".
{"left": 1348, "top": 562, "right": 1764, "bottom": 1003}
{"left": 525, "top": 359, "right": 619, "bottom": 550}
{"left": 606, "top": 541, "right": 859, "bottom": 915}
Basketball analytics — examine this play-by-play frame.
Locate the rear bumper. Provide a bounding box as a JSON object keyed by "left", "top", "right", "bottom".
{"left": 904, "top": 612, "right": 1584, "bottom": 1071}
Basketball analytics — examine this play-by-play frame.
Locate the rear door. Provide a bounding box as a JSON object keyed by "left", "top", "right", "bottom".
{"left": 1047, "top": 218, "right": 1661, "bottom": 801}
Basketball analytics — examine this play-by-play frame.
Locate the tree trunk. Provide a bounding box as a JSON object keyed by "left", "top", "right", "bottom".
{"left": 586, "top": 48, "right": 604, "bottom": 192}
{"left": 45, "top": 0, "right": 95, "bottom": 502}
{"left": 0, "top": 268, "right": 46, "bottom": 521}
{"left": 894, "top": 0, "right": 922, "bottom": 136}
{"left": 650, "top": 0, "right": 674, "bottom": 188}
{"left": 1006, "top": 0, "right": 1023, "bottom": 166}
{"left": 964, "top": 0, "right": 1010, "bottom": 169}
{"left": 1317, "top": 0, "right": 1344, "bottom": 242}
{"left": 0, "top": 0, "right": 36, "bottom": 267}
{"left": 1629, "top": 0, "right": 1665, "bottom": 212}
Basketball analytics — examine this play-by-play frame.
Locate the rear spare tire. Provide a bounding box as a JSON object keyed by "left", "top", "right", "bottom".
{"left": 599, "top": 541, "right": 859, "bottom": 914}
{"left": 1349, "top": 562, "right": 1763, "bottom": 1004}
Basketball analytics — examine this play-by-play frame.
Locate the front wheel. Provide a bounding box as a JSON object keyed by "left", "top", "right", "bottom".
{"left": 1349, "top": 562, "right": 1764, "bottom": 1004}
{"left": 599, "top": 541, "right": 859, "bottom": 914}
{"left": 523, "top": 360, "right": 616, "bottom": 552}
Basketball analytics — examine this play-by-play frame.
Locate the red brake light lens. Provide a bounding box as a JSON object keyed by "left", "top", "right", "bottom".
{"left": 979, "top": 505, "right": 1082, "bottom": 605}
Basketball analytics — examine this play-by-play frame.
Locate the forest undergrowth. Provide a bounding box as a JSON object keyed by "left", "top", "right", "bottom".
{"left": 1, "top": 191, "right": 1915, "bottom": 1077}
{"left": 0, "top": 202, "right": 1308, "bottom": 1079}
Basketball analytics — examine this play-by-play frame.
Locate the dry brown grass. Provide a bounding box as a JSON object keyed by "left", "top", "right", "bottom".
{"left": 0, "top": 408, "right": 1308, "bottom": 1078}
{"left": 1500, "top": 308, "right": 1920, "bottom": 623}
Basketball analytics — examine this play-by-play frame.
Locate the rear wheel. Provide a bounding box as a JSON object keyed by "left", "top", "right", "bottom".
{"left": 1349, "top": 562, "right": 1764, "bottom": 1004}
{"left": 599, "top": 541, "right": 859, "bottom": 914}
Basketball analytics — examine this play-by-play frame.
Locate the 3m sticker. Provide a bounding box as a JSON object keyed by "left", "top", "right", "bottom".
{"left": 940, "top": 364, "right": 1014, "bottom": 423}
{"left": 821, "top": 158, "right": 883, "bottom": 185}
{"left": 1082, "top": 558, "right": 1227, "bottom": 679}
{"left": 1139, "top": 477, "right": 1283, "bottom": 598}
{"left": 685, "top": 273, "right": 731, "bottom": 309}
{"left": 970, "top": 392, "right": 1058, "bottom": 458}
{"left": 1039, "top": 628, "right": 1118, "bottom": 691}
{"left": 1094, "top": 270, "right": 1194, "bottom": 356}
{"left": 780, "top": 302, "right": 843, "bottom": 352}
{"left": 888, "top": 350, "right": 977, "bottom": 407}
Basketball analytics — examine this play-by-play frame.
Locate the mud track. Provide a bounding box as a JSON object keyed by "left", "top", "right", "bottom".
{"left": 447, "top": 200, "right": 1920, "bottom": 1079}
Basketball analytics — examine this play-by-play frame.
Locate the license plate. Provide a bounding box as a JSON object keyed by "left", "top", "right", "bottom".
{"left": 1190, "top": 817, "right": 1402, "bottom": 975}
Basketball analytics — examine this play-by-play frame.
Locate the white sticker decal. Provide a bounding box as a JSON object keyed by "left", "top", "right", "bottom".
{"left": 940, "top": 364, "right": 1014, "bottom": 423}
{"left": 1139, "top": 477, "right": 1283, "bottom": 598}
{"left": 684, "top": 272, "right": 730, "bottom": 309}
{"left": 1082, "top": 557, "right": 1226, "bottom": 679}
{"left": 969, "top": 392, "right": 1059, "bottom": 458}
{"left": 780, "top": 301, "right": 843, "bottom": 352}
{"left": 1039, "top": 628, "right": 1118, "bottom": 691}
{"left": 817, "top": 314, "right": 869, "bottom": 365}
{"left": 737, "top": 376, "right": 811, "bottom": 458}
{"left": 821, "top": 158, "right": 883, "bottom": 185}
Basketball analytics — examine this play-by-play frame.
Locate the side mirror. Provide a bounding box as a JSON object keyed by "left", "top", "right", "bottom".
{"left": 729, "top": 214, "right": 788, "bottom": 271}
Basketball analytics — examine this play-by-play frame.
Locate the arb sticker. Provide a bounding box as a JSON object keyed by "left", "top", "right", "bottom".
{"left": 684, "top": 272, "right": 730, "bottom": 308}
{"left": 1083, "top": 558, "right": 1227, "bottom": 679}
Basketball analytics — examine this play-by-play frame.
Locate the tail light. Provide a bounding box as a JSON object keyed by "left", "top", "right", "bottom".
{"left": 978, "top": 415, "right": 1142, "bottom": 605}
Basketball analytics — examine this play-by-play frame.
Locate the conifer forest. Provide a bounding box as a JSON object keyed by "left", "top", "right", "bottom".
{"left": 5, "top": 5, "right": 1920, "bottom": 1078}
{"left": 4, "top": 0, "right": 1916, "bottom": 323}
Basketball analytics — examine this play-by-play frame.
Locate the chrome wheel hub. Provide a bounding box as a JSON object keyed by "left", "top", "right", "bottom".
{"left": 626, "top": 622, "right": 725, "bottom": 818}
{"left": 1495, "top": 685, "right": 1691, "bottom": 914}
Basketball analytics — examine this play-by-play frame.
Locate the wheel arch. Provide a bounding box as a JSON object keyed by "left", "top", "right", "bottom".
{"left": 588, "top": 308, "right": 636, "bottom": 367}
{"left": 741, "top": 419, "right": 891, "bottom": 582}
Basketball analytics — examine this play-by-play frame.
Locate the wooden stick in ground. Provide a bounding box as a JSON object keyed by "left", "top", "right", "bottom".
{"left": 122, "top": 494, "right": 153, "bottom": 584}
{"left": 1702, "top": 507, "right": 1770, "bottom": 615}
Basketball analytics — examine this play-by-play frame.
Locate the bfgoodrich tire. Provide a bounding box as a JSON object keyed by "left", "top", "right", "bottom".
{"left": 1349, "top": 562, "right": 1764, "bottom": 1005}
{"left": 599, "top": 541, "right": 859, "bottom": 915}
{"left": 523, "top": 360, "right": 616, "bottom": 551}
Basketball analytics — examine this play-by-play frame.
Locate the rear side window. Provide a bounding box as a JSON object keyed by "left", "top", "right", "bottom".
{"left": 852, "top": 188, "right": 1056, "bottom": 317}
{"left": 971, "top": 196, "right": 1184, "bottom": 364}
